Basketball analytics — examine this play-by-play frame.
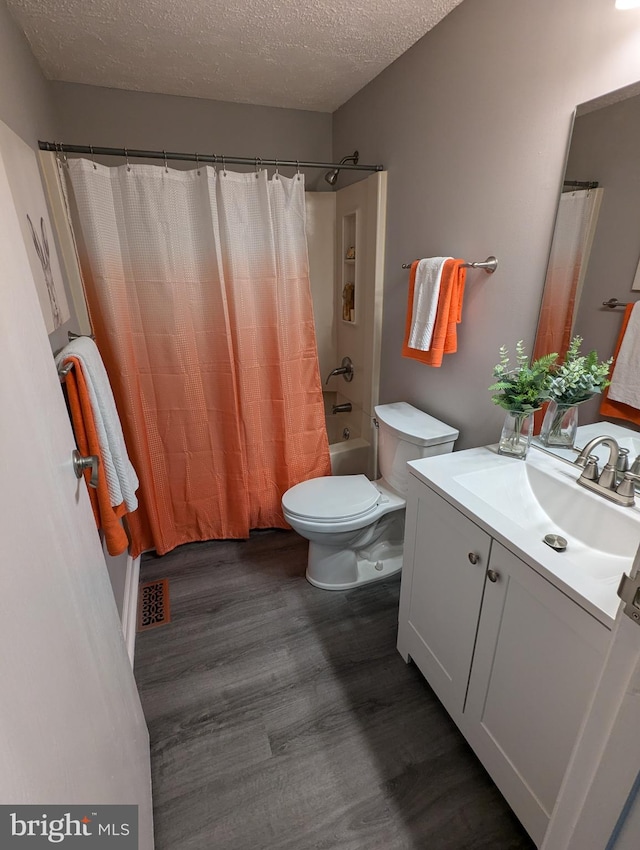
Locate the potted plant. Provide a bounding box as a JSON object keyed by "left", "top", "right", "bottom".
{"left": 540, "top": 336, "right": 612, "bottom": 447}
{"left": 489, "top": 341, "right": 557, "bottom": 458}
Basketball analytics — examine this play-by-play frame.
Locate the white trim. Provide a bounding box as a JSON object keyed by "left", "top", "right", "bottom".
{"left": 121, "top": 553, "right": 140, "bottom": 667}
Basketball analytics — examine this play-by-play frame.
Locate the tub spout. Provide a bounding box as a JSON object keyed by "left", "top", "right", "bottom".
{"left": 332, "top": 403, "right": 352, "bottom": 414}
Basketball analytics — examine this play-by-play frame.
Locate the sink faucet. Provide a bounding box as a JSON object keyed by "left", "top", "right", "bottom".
{"left": 574, "top": 436, "right": 640, "bottom": 507}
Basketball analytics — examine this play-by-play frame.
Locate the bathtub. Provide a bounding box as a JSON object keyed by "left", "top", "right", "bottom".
{"left": 323, "top": 390, "right": 372, "bottom": 475}
{"left": 329, "top": 436, "right": 371, "bottom": 476}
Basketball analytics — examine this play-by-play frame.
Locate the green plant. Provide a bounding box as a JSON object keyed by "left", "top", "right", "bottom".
{"left": 547, "top": 336, "right": 612, "bottom": 405}
{"left": 489, "top": 341, "right": 557, "bottom": 413}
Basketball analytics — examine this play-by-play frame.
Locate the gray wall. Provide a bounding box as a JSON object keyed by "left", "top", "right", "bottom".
{"left": 51, "top": 82, "right": 333, "bottom": 192}
{"left": 333, "top": 0, "right": 640, "bottom": 450}
{"left": 0, "top": 0, "right": 75, "bottom": 354}
{"left": 0, "top": 0, "right": 56, "bottom": 146}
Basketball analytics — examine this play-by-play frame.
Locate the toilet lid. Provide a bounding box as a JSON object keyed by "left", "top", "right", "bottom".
{"left": 282, "top": 475, "right": 381, "bottom": 522}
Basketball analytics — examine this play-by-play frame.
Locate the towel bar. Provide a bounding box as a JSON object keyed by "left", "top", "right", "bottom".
{"left": 402, "top": 255, "right": 498, "bottom": 273}
{"left": 602, "top": 298, "right": 632, "bottom": 309}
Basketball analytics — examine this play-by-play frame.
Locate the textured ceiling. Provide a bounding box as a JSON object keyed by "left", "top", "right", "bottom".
{"left": 6, "top": 0, "right": 464, "bottom": 112}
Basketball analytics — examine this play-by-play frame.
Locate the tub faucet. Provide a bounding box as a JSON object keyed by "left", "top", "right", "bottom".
{"left": 331, "top": 403, "right": 352, "bottom": 414}
{"left": 325, "top": 356, "right": 354, "bottom": 384}
{"left": 574, "top": 436, "right": 639, "bottom": 506}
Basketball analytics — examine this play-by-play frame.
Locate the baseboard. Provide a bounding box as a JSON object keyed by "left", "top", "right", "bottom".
{"left": 121, "top": 553, "right": 141, "bottom": 667}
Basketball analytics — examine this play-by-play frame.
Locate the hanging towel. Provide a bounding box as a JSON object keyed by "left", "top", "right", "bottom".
{"left": 402, "top": 258, "right": 467, "bottom": 367}
{"left": 62, "top": 358, "right": 129, "bottom": 556}
{"left": 55, "top": 336, "right": 139, "bottom": 511}
{"left": 600, "top": 303, "right": 640, "bottom": 425}
{"left": 407, "top": 257, "right": 451, "bottom": 350}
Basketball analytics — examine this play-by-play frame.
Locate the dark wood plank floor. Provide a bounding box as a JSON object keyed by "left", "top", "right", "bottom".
{"left": 134, "top": 530, "right": 535, "bottom": 850}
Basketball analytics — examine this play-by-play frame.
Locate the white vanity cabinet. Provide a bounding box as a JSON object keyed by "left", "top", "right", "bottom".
{"left": 398, "top": 472, "right": 610, "bottom": 847}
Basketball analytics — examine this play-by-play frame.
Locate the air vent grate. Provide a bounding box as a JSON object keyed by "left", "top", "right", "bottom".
{"left": 137, "top": 579, "right": 171, "bottom": 631}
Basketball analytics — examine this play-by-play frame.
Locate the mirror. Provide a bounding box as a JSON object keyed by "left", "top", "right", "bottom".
{"left": 532, "top": 80, "right": 640, "bottom": 459}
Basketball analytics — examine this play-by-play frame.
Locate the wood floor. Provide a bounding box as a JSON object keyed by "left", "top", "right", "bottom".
{"left": 134, "top": 530, "right": 535, "bottom": 850}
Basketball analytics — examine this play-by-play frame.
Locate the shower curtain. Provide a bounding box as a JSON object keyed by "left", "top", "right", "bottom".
{"left": 66, "top": 160, "right": 330, "bottom": 557}
{"left": 533, "top": 188, "right": 603, "bottom": 361}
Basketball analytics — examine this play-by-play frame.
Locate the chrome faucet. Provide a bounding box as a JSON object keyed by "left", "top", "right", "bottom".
{"left": 325, "top": 356, "right": 354, "bottom": 384}
{"left": 574, "top": 436, "right": 640, "bottom": 507}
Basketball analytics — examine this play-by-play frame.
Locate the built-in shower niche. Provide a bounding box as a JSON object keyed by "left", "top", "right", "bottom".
{"left": 341, "top": 212, "right": 357, "bottom": 324}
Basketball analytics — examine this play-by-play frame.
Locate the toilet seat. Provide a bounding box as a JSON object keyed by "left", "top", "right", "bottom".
{"left": 282, "top": 474, "right": 381, "bottom": 524}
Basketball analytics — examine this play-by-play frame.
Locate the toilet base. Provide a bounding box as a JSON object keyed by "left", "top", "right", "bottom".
{"left": 305, "top": 539, "right": 403, "bottom": 591}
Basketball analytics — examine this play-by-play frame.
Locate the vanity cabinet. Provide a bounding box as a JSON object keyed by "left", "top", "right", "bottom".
{"left": 398, "top": 473, "right": 610, "bottom": 847}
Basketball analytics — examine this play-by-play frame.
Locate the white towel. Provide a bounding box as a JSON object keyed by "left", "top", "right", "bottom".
{"left": 408, "top": 257, "right": 452, "bottom": 351}
{"left": 56, "top": 337, "right": 139, "bottom": 512}
{"left": 608, "top": 302, "right": 640, "bottom": 409}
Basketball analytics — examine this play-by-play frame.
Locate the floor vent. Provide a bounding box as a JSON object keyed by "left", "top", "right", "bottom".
{"left": 138, "top": 579, "right": 171, "bottom": 631}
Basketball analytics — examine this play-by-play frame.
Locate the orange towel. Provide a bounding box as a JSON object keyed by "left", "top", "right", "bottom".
{"left": 599, "top": 304, "right": 640, "bottom": 427}
{"left": 402, "top": 259, "right": 467, "bottom": 367}
{"left": 63, "top": 356, "right": 130, "bottom": 556}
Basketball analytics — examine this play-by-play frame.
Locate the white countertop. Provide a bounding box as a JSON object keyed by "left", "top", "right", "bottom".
{"left": 407, "top": 444, "right": 640, "bottom": 627}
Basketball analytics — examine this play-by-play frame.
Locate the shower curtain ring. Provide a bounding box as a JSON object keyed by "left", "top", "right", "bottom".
{"left": 60, "top": 144, "right": 68, "bottom": 166}
{"left": 296, "top": 160, "right": 301, "bottom": 181}
{"left": 222, "top": 155, "right": 226, "bottom": 176}
{"left": 90, "top": 145, "right": 97, "bottom": 169}
{"left": 255, "top": 156, "right": 263, "bottom": 178}
{"left": 163, "top": 150, "right": 168, "bottom": 173}
{"left": 195, "top": 153, "right": 200, "bottom": 175}
{"left": 274, "top": 158, "right": 279, "bottom": 180}
{"left": 211, "top": 154, "right": 217, "bottom": 173}
{"left": 125, "top": 148, "right": 131, "bottom": 172}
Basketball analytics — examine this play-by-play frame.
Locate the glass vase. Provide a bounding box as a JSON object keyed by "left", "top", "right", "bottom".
{"left": 498, "top": 410, "right": 534, "bottom": 459}
{"left": 539, "top": 401, "right": 580, "bottom": 448}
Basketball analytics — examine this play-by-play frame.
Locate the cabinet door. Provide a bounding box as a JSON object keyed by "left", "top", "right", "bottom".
{"left": 397, "top": 479, "right": 491, "bottom": 720}
{"left": 463, "top": 542, "right": 609, "bottom": 847}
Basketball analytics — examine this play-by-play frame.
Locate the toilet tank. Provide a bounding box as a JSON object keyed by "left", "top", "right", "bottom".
{"left": 375, "top": 402, "right": 459, "bottom": 495}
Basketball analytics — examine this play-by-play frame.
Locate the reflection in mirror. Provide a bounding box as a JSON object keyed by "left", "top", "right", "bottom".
{"left": 532, "top": 81, "right": 640, "bottom": 461}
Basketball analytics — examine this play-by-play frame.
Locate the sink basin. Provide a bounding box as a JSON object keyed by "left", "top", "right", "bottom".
{"left": 407, "top": 444, "right": 640, "bottom": 625}
{"left": 454, "top": 460, "right": 640, "bottom": 579}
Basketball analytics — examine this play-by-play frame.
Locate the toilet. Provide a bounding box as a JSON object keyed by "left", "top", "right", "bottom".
{"left": 282, "top": 402, "right": 459, "bottom": 590}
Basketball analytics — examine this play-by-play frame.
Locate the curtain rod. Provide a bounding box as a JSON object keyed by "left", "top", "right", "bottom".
{"left": 38, "top": 142, "right": 384, "bottom": 173}
{"left": 563, "top": 180, "right": 599, "bottom": 189}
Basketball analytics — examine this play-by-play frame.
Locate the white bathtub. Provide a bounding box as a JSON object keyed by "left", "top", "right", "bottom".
{"left": 329, "top": 436, "right": 371, "bottom": 476}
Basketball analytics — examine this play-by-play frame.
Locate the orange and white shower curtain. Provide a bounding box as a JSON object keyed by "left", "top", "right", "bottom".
{"left": 66, "top": 160, "right": 330, "bottom": 557}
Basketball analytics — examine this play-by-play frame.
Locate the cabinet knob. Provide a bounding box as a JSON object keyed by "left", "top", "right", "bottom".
{"left": 487, "top": 569, "right": 500, "bottom": 583}
{"left": 468, "top": 552, "right": 480, "bottom": 564}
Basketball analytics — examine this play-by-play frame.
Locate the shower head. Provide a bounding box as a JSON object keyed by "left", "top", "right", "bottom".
{"left": 324, "top": 150, "right": 359, "bottom": 186}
